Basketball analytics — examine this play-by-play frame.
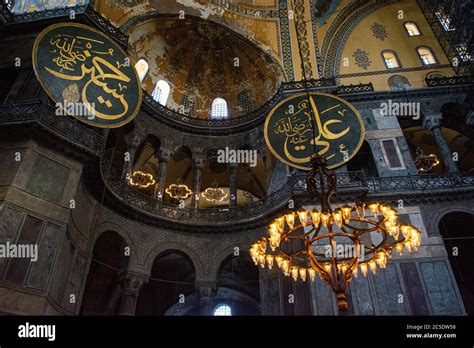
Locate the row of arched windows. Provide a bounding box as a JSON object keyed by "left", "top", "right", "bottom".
{"left": 133, "top": 58, "right": 230, "bottom": 119}
{"left": 381, "top": 47, "right": 437, "bottom": 70}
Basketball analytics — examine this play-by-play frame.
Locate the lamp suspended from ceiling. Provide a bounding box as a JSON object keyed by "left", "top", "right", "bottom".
{"left": 165, "top": 178, "right": 193, "bottom": 200}
{"left": 201, "top": 180, "right": 228, "bottom": 202}
{"left": 250, "top": 156, "right": 422, "bottom": 311}
{"left": 128, "top": 170, "right": 155, "bottom": 189}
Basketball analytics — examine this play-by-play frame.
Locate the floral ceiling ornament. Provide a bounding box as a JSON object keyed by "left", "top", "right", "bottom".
{"left": 201, "top": 180, "right": 228, "bottom": 202}
{"left": 353, "top": 49, "right": 372, "bottom": 70}
{"left": 128, "top": 171, "right": 156, "bottom": 189}
{"left": 165, "top": 178, "right": 193, "bottom": 200}
{"left": 371, "top": 22, "right": 388, "bottom": 41}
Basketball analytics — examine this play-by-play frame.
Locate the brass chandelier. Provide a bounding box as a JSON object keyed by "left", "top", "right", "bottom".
{"left": 250, "top": 156, "right": 421, "bottom": 311}
{"left": 128, "top": 170, "right": 155, "bottom": 189}
{"left": 165, "top": 179, "right": 193, "bottom": 200}
{"left": 201, "top": 180, "right": 228, "bottom": 202}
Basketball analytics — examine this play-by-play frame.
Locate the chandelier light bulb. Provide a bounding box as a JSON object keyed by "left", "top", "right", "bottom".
{"left": 275, "top": 256, "right": 284, "bottom": 268}
{"left": 291, "top": 267, "right": 299, "bottom": 281}
{"left": 310, "top": 210, "right": 321, "bottom": 228}
{"left": 258, "top": 254, "right": 265, "bottom": 268}
{"left": 297, "top": 210, "right": 308, "bottom": 226}
{"left": 369, "top": 260, "right": 377, "bottom": 274}
{"left": 285, "top": 212, "right": 295, "bottom": 229}
{"left": 266, "top": 255, "right": 274, "bottom": 269}
{"left": 299, "top": 268, "right": 307, "bottom": 282}
{"left": 352, "top": 266, "right": 359, "bottom": 278}
{"left": 368, "top": 202, "right": 379, "bottom": 218}
{"left": 282, "top": 260, "right": 290, "bottom": 274}
{"left": 356, "top": 202, "right": 365, "bottom": 218}
{"left": 321, "top": 211, "right": 331, "bottom": 228}
{"left": 341, "top": 204, "right": 352, "bottom": 223}
{"left": 360, "top": 263, "right": 368, "bottom": 277}
{"left": 332, "top": 209, "right": 343, "bottom": 228}
{"left": 308, "top": 268, "right": 316, "bottom": 282}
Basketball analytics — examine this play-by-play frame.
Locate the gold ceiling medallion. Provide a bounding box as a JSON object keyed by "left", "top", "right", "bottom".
{"left": 264, "top": 92, "right": 365, "bottom": 170}
{"left": 32, "top": 22, "right": 142, "bottom": 128}
{"left": 165, "top": 179, "right": 192, "bottom": 200}
{"left": 201, "top": 181, "right": 228, "bottom": 202}
{"left": 128, "top": 171, "right": 155, "bottom": 189}
{"left": 250, "top": 156, "right": 422, "bottom": 311}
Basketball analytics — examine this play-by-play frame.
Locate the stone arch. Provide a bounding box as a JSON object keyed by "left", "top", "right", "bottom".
{"left": 137, "top": 248, "right": 197, "bottom": 315}
{"left": 433, "top": 205, "right": 474, "bottom": 237}
{"left": 80, "top": 230, "right": 131, "bottom": 315}
{"left": 209, "top": 242, "right": 252, "bottom": 281}
{"left": 143, "top": 241, "right": 204, "bottom": 280}
{"left": 321, "top": 0, "right": 398, "bottom": 78}
{"left": 93, "top": 222, "right": 140, "bottom": 268}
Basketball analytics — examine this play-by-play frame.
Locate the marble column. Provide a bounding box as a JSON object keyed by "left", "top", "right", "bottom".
{"left": 154, "top": 148, "right": 172, "bottom": 200}
{"left": 423, "top": 115, "right": 459, "bottom": 173}
{"left": 229, "top": 162, "right": 238, "bottom": 208}
{"left": 196, "top": 282, "right": 217, "bottom": 316}
{"left": 121, "top": 134, "right": 141, "bottom": 181}
{"left": 192, "top": 157, "right": 205, "bottom": 208}
{"left": 118, "top": 273, "right": 148, "bottom": 316}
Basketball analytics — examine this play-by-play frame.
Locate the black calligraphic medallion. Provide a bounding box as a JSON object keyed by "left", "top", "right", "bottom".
{"left": 32, "top": 22, "right": 142, "bottom": 128}
{"left": 264, "top": 92, "right": 365, "bottom": 170}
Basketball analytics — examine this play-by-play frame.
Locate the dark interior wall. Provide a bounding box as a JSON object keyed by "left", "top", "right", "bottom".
{"left": 136, "top": 251, "right": 196, "bottom": 315}
{"left": 80, "top": 231, "right": 128, "bottom": 315}
{"left": 439, "top": 212, "right": 474, "bottom": 314}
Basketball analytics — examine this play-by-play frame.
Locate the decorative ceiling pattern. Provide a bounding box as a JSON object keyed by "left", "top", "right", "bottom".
{"left": 128, "top": 16, "right": 286, "bottom": 119}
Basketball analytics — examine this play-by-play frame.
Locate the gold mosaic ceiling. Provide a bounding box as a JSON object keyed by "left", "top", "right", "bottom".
{"left": 127, "top": 16, "right": 286, "bottom": 118}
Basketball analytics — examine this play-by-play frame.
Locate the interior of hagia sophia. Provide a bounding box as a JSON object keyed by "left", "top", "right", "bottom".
{"left": 0, "top": 0, "right": 473, "bottom": 318}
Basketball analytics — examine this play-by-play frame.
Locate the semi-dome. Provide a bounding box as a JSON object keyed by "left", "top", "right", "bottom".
{"left": 127, "top": 16, "right": 286, "bottom": 119}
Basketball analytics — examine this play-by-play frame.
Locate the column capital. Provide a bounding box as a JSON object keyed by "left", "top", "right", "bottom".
{"left": 157, "top": 148, "right": 173, "bottom": 162}
{"left": 195, "top": 281, "right": 217, "bottom": 299}
{"left": 119, "top": 272, "right": 149, "bottom": 295}
{"left": 422, "top": 114, "right": 442, "bottom": 130}
{"left": 124, "top": 132, "right": 141, "bottom": 149}
{"left": 193, "top": 157, "right": 206, "bottom": 169}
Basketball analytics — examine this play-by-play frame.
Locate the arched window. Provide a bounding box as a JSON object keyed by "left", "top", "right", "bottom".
{"left": 404, "top": 22, "right": 421, "bottom": 36}
{"left": 152, "top": 80, "right": 171, "bottom": 106}
{"left": 382, "top": 50, "right": 401, "bottom": 69}
{"left": 214, "top": 304, "right": 232, "bottom": 316}
{"left": 388, "top": 75, "right": 411, "bottom": 90}
{"left": 211, "top": 98, "right": 228, "bottom": 119}
{"left": 417, "top": 47, "right": 437, "bottom": 65}
{"left": 134, "top": 59, "right": 148, "bottom": 82}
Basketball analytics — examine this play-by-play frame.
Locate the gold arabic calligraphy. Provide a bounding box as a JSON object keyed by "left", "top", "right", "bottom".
{"left": 273, "top": 96, "right": 350, "bottom": 164}
{"left": 46, "top": 32, "right": 130, "bottom": 120}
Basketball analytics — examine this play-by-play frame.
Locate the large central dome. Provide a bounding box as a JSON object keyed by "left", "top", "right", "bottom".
{"left": 127, "top": 16, "right": 286, "bottom": 119}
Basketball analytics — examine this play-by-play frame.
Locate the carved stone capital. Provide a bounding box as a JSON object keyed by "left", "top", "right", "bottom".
{"left": 422, "top": 114, "right": 442, "bottom": 130}
{"left": 193, "top": 157, "right": 206, "bottom": 169}
{"left": 196, "top": 282, "right": 217, "bottom": 300}
{"left": 157, "top": 148, "right": 173, "bottom": 162}
{"left": 124, "top": 132, "right": 141, "bottom": 149}
{"left": 120, "top": 272, "right": 149, "bottom": 296}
